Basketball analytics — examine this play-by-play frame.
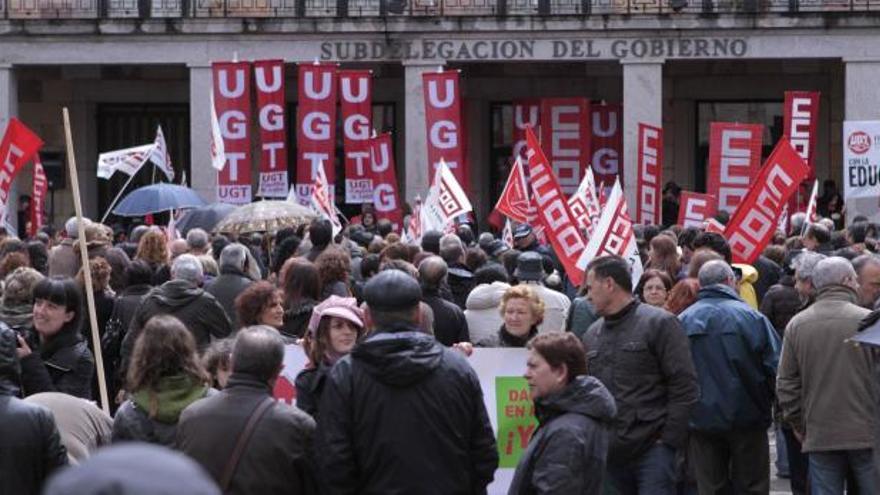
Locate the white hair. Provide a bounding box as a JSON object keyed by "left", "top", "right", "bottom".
{"left": 793, "top": 251, "right": 826, "bottom": 282}
{"left": 186, "top": 228, "right": 209, "bottom": 250}
{"left": 812, "top": 256, "right": 856, "bottom": 290}
{"left": 698, "top": 260, "right": 735, "bottom": 287}
{"left": 219, "top": 243, "right": 248, "bottom": 271}
{"left": 171, "top": 254, "right": 204, "bottom": 285}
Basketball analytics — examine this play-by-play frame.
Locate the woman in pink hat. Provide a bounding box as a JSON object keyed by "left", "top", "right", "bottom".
{"left": 295, "top": 295, "right": 365, "bottom": 417}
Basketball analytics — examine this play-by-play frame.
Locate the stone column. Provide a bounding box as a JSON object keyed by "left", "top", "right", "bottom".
{"left": 0, "top": 65, "right": 20, "bottom": 234}
{"left": 402, "top": 61, "right": 441, "bottom": 204}
{"left": 621, "top": 60, "right": 663, "bottom": 212}
{"left": 844, "top": 60, "right": 880, "bottom": 224}
{"left": 188, "top": 63, "right": 217, "bottom": 202}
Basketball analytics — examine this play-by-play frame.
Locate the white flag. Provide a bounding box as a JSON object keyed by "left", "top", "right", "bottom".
{"left": 150, "top": 125, "right": 175, "bottom": 181}
{"left": 210, "top": 91, "right": 226, "bottom": 172}
{"left": 420, "top": 159, "right": 472, "bottom": 234}
{"left": 502, "top": 218, "right": 514, "bottom": 248}
{"left": 575, "top": 178, "right": 643, "bottom": 287}
{"left": 310, "top": 161, "right": 342, "bottom": 237}
{"left": 96, "top": 144, "right": 154, "bottom": 179}
{"left": 567, "top": 167, "right": 602, "bottom": 236}
{"left": 805, "top": 179, "right": 819, "bottom": 224}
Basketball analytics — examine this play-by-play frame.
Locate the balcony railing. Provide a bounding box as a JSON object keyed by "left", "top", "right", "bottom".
{"left": 3, "top": 0, "right": 874, "bottom": 19}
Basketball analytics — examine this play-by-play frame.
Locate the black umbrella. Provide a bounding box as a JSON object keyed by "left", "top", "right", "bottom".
{"left": 175, "top": 202, "right": 237, "bottom": 235}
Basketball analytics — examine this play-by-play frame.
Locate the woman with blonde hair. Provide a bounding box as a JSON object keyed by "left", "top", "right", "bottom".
{"left": 477, "top": 284, "right": 545, "bottom": 348}
{"left": 135, "top": 229, "right": 170, "bottom": 285}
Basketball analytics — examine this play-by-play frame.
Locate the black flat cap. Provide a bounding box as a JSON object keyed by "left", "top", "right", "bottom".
{"left": 364, "top": 270, "right": 422, "bottom": 312}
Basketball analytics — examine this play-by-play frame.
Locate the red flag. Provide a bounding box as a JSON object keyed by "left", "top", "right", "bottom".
{"left": 540, "top": 98, "right": 591, "bottom": 194}
{"left": 423, "top": 70, "right": 467, "bottom": 191}
{"left": 707, "top": 122, "right": 763, "bottom": 215}
{"left": 296, "top": 63, "right": 338, "bottom": 204}
{"left": 512, "top": 100, "right": 540, "bottom": 161}
{"left": 591, "top": 103, "right": 623, "bottom": 186}
{"left": 784, "top": 91, "right": 820, "bottom": 178}
{"left": 525, "top": 127, "right": 587, "bottom": 286}
{"left": 339, "top": 70, "right": 373, "bottom": 203}
{"left": 30, "top": 155, "right": 47, "bottom": 238}
{"left": 366, "top": 133, "right": 403, "bottom": 231}
{"left": 0, "top": 118, "right": 43, "bottom": 227}
{"left": 494, "top": 156, "right": 532, "bottom": 224}
{"left": 212, "top": 61, "right": 253, "bottom": 204}
{"left": 783, "top": 91, "right": 820, "bottom": 213}
{"left": 724, "top": 138, "right": 810, "bottom": 264}
{"left": 254, "top": 60, "right": 289, "bottom": 198}
{"left": 636, "top": 123, "right": 663, "bottom": 225}
{"left": 677, "top": 191, "right": 717, "bottom": 228}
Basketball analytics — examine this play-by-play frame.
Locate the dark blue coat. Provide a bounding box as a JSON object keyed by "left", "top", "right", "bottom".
{"left": 678, "top": 284, "right": 780, "bottom": 433}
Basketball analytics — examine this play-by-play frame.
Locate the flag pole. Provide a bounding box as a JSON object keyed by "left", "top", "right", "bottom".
{"left": 62, "top": 107, "right": 110, "bottom": 415}
{"left": 99, "top": 171, "right": 138, "bottom": 224}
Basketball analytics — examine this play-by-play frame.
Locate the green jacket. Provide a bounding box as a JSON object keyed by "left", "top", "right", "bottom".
{"left": 777, "top": 285, "right": 877, "bottom": 452}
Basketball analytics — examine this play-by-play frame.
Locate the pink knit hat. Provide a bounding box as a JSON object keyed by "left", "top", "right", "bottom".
{"left": 307, "top": 296, "right": 365, "bottom": 335}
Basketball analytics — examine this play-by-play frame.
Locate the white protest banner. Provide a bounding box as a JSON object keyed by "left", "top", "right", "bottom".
{"left": 274, "top": 344, "right": 310, "bottom": 406}
{"left": 843, "top": 121, "right": 880, "bottom": 223}
{"left": 804, "top": 179, "right": 819, "bottom": 224}
{"left": 466, "top": 348, "right": 531, "bottom": 495}
{"left": 576, "top": 178, "right": 644, "bottom": 287}
{"left": 97, "top": 144, "right": 154, "bottom": 179}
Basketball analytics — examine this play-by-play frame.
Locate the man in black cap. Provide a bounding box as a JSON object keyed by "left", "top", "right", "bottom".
{"left": 315, "top": 270, "right": 498, "bottom": 494}
{"left": 513, "top": 224, "right": 560, "bottom": 280}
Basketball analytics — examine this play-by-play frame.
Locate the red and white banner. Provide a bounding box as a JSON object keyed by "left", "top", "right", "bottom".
{"left": 784, "top": 91, "right": 820, "bottom": 179}
{"left": 707, "top": 122, "right": 763, "bottom": 215}
{"left": 212, "top": 61, "right": 253, "bottom": 204}
{"left": 0, "top": 118, "right": 43, "bottom": 226}
{"left": 30, "top": 155, "right": 47, "bottom": 238}
{"left": 591, "top": 103, "right": 623, "bottom": 186}
{"left": 540, "top": 98, "right": 591, "bottom": 195}
{"left": 421, "top": 160, "right": 472, "bottom": 234}
{"left": 423, "top": 70, "right": 467, "bottom": 190}
{"left": 494, "top": 156, "right": 532, "bottom": 224}
{"left": 254, "top": 60, "right": 289, "bottom": 198}
{"left": 525, "top": 127, "right": 586, "bottom": 286}
{"left": 366, "top": 133, "right": 402, "bottom": 230}
{"left": 575, "top": 178, "right": 643, "bottom": 287}
{"left": 567, "top": 167, "right": 601, "bottom": 236}
{"left": 636, "top": 123, "right": 663, "bottom": 225}
{"left": 512, "top": 100, "right": 540, "bottom": 161}
{"left": 339, "top": 70, "right": 373, "bottom": 203}
{"left": 310, "top": 160, "right": 342, "bottom": 237}
{"left": 705, "top": 218, "right": 726, "bottom": 234}
{"left": 725, "top": 138, "right": 810, "bottom": 264}
{"left": 677, "top": 191, "right": 717, "bottom": 228}
{"left": 296, "top": 63, "right": 338, "bottom": 204}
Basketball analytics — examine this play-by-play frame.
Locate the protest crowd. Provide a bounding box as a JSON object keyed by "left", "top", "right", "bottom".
{"left": 1, "top": 171, "right": 880, "bottom": 495}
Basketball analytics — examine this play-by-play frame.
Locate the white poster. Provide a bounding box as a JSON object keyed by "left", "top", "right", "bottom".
{"left": 843, "top": 121, "right": 880, "bottom": 223}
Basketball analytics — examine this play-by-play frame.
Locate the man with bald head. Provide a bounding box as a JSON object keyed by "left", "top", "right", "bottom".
{"left": 779, "top": 257, "right": 878, "bottom": 493}
{"left": 418, "top": 256, "right": 469, "bottom": 346}
{"left": 679, "top": 260, "right": 780, "bottom": 494}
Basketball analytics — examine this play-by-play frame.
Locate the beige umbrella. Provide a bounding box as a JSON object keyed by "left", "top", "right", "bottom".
{"left": 215, "top": 200, "right": 317, "bottom": 235}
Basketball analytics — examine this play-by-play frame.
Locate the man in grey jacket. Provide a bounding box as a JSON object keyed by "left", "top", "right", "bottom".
{"left": 778, "top": 257, "right": 878, "bottom": 493}
{"left": 582, "top": 255, "right": 698, "bottom": 494}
